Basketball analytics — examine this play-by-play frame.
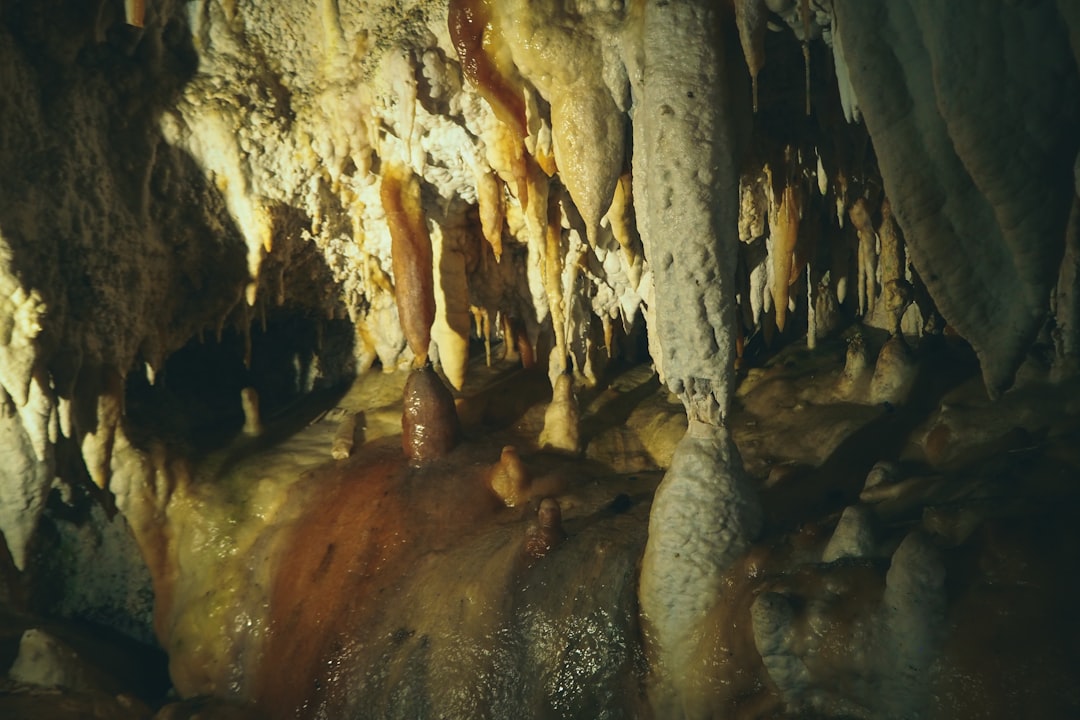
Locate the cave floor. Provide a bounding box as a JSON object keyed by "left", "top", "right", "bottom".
{"left": 2, "top": 329, "right": 1080, "bottom": 718}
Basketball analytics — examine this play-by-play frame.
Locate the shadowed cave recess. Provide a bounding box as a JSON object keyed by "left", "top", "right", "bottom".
{"left": 0, "top": 0, "right": 1079, "bottom": 718}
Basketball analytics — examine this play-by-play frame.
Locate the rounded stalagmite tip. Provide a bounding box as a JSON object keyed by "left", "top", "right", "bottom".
{"left": 488, "top": 445, "right": 530, "bottom": 507}
{"left": 401, "top": 364, "right": 460, "bottom": 465}
{"left": 525, "top": 497, "right": 567, "bottom": 560}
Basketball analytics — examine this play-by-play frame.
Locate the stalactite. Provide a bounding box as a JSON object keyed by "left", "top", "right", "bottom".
{"left": 771, "top": 183, "right": 801, "bottom": 332}
{"left": 734, "top": 0, "right": 768, "bottom": 113}
{"left": 476, "top": 169, "right": 506, "bottom": 262}
{"left": 606, "top": 173, "right": 641, "bottom": 275}
{"left": 447, "top": 0, "right": 527, "bottom": 141}
{"left": 544, "top": 186, "right": 568, "bottom": 379}
{"left": 800, "top": 0, "right": 812, "bottom": 115}
{"left": 850, "top": 197, "right": 877, "bottom": 319}
{"left": 549, "top": 81, "right": 624, "bottom": 245}
{"left": 81, "top": 368, "right": 123, "bottom": 491}
{"left": 125, "top": 0, "right": 146, "bottom": 28}
{"left": 382, "top": 164, "right": 436, "bottom": 362}
{"left": 430, "top": 222, "right": 471, "bottom": 391}
{"left": 1054, "top": 195, "right": 1080, "bottom": 368}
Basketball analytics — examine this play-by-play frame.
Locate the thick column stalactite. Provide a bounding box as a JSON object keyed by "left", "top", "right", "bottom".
{"left": 631, "top": 1, "right": 761, "bottom": 716}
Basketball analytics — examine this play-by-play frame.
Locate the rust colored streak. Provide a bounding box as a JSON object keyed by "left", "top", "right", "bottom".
{"left": 255, "top": 454, "right": 409, "bottom": 717}
{"left": 448, "top": 0, "right": 527, "bottom": 140}
{"left": 254, "top": 444, "right": 502, "bottom": 717}
{"left": 382, "top": 165, "right": 436, "bottom": 360}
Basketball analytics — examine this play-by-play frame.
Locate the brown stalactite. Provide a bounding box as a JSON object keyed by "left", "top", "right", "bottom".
{"left": 382, "top": 164, "right": 436, "bottom": 362}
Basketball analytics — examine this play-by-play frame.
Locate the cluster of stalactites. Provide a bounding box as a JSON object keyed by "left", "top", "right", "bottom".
{"left": 329, "top": 0, "right": 645, "bottom": 453}
{"left": 736, "top": 0, "right": 860, "bottom": 122}
{"left": 735, "top": 146, "right": 925, "bottom": 362}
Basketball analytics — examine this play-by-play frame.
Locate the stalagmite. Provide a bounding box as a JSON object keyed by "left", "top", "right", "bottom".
{"left": 487, "top": 445, "right": 530, "bottom": 508}
{"left": 869, "top": 335, "right": 918, "bottom": 405}
{"left": 641, "top": 421, "right": 761, "bottom": 714}
{"left": 879, "top": 531, "right": 946, "bottom": 717}
{"left": 524, "top": 498, "right": 567, "bottom": 560}
{"left": 822, "top": 505, "right": 876, "bottom": 562}
{"left": 382, "top": 164, "right": 436, "bottom": 362}
{"left": 331, "top": 411, "right": 360, "bottom": 460}
{"left": 539, "top": 374, "right": 580, "bottom": 454}
{"left": 401, "top": 364, "right": 460, "bottom": 465}
{"left": 240, "top": 387, "right": 262, "bottom": 436}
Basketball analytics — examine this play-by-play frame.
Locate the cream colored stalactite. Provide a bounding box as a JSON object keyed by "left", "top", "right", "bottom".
{"left": 476, "top": 169, "right": 506, "bottom": 261}
{"left": 81, "top": 369, "right": 125, "bottom": 491}
{"left": 495, "top": 0, "right": 627, "bottom": 246}
{"left": 517, "top": 162, "right": 553, "bottom": 348}
{"left": 125, "top": 0, "right": 146, "bottom": 28}
{"left": 549, "top": 80, "right": 625, "bottom": 243}
{"left": 162, "top": 110, "right": 273, "bottom": 306}
{"left": 830, "top": 11, "right": 861, "bottom": 123}
{"left": 771, "top": 183, "right": 801, "bottom": 333}
{"left": 632, "top": 1, "right": 761, "bottom": 717}
{"left": 430, "top": 222, "right": 471, "bottom": 391}
{"left": 849, "top": 197, "right": 878, "bottom": 319}
{"left": 738, "top": 171, "right": 769, "bottom": 244}
{"left": 544, "top": 191, "right": 569, "bottom": 381}
{"left": 0, "top": 279, "right": 46, "bottom": 411}
{"left": 0, "top": 405, "right": 54, "bottom": 572}
{"left": 605, "top": 173, "right": 643, "bottom": 290}
{"left": 734, "top": 0, "right": 768, "bottom": 112}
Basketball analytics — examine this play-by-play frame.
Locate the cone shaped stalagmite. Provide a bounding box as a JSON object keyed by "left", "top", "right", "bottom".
{"left": 401, "top": 364, "right": 460, "bottom": 465}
